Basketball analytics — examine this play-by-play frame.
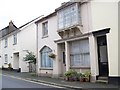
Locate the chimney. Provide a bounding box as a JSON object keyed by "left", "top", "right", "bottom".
{"left": 9, "top": 20, "right": 14, "bottom": 33}
{"left": 61, "top": 2, "right": 66, "bottom": 5}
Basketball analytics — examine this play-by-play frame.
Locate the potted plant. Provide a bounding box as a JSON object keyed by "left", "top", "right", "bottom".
{"left": 84, "top": 71, "right": 91, "bottom": 82}
{"left": 78, "top": 73, "right": 85, "bottom": 82}
{"left": 64, "top": 70, "right": 71, "bottom": 81}
{"left": 2, "top": 65, "right": 4, "bottom": 70}
{"left": 8, "top": 63, "right": 12, "bottom": 71}
{"left": 64, "top": 70, "right": 78, "bottom": 81}
{"left": 49, "top": 53, "right": 56, "bottom": 58}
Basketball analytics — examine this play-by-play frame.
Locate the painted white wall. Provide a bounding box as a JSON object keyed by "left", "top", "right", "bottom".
{"left": 0, "top": 40, "right": 2, "bottom": 68}
{"left": 37, "top": 15, "right": 61, "bottom": 77}
{"left": 19, "top": 22, "right": 37, "bottom": 72}
{"left": 1, "top": 32, "right": 20, "bottom": 69}
{"left": 90, "top": 1, "right": 119, "bottom": 76}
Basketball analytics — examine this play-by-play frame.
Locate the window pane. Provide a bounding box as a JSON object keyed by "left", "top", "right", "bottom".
{"left": 58, "top": 4, "right": 79, "bottom": 29}
{"left": 70, "top": 39, "right": 90, "bottom": 67}
{"left": 40, "top": 47, "right": 53, "bottom": 68}
{"left": 42, "top": 22, "right": 48, "bottom": 36}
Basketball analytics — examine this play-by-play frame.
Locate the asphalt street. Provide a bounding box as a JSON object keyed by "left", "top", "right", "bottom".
{"left": 1, "top": 75, "right": 65, "bottom": 90}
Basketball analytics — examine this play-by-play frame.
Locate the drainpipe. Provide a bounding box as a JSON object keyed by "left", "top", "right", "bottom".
{"left": 36, "top": 23, "right": 38, "bottom": 75}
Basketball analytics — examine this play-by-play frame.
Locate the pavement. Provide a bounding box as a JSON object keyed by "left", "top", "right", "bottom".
{"left": 1, "top": 70, "right": 120, "bottom": 90}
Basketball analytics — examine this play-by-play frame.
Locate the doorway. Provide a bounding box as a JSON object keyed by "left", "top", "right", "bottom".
{"left": 13, "top": 52, "right": 19, "bottom": 71}
{"left": 97, "top": 35, "right": 109, "bottom": 76}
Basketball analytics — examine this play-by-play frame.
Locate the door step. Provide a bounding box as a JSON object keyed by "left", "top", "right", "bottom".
{"left": 96, "top": 80, "right": 108, "bottom": 84}
{"left": 98, "top": 76, "right": 108, "bottom": 80}
{"left": 97, "top": 76, "right": 108, "bottom": 84}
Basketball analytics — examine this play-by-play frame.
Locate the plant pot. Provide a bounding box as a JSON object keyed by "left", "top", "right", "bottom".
{"left": 85, "top": 77, "right": 90, "bottom": 82}
{"left": 69, "top": 77, "right": 74, "bottom": 81}
{"left": 64, "top": 77, "right": 69, "bottom": 81}
{"left": 80, "top": 78, "right": 85, "bottom": 82}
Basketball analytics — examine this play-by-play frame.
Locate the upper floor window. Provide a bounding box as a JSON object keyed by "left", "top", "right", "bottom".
{"left": 58, "top": 4, "right": 80, "bottom": 30}
{"left": 42, "top": 21, "right": 48, "bottom": 37}
{"left": 4, "top": 38, "right": 8, "bottom": 48}
{"left": 13, "top": 34, "right": 17, "bottom": 45}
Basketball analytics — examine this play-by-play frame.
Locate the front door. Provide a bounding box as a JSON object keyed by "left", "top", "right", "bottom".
{"left": 97, "top": 35, "right": 109, "bottom": 76}
{"left": 62, "top": 51, "right": 66, "bottom": 75}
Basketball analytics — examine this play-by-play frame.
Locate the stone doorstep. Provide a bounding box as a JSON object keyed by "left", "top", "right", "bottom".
{"left": 96, "top": 80, "right": 108, "bottom": 84}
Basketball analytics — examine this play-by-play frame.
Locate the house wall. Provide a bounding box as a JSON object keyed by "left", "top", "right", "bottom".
{"left": 90, "top": 0, "right": 119, "bottom": 77}
{"left": 0, "top": 21, "right": 37, "bottom": 72}
{"left": 1, "top": 32, "right": 20, "bottom": 69}
{"left": 37, "top": 15, "right": 61, "bottom": 77}
{"left": 19, "top": 22, "right": 37, "bottom": 72}
{"left": 0, "top": 40, "right": 2, "bottom": 68}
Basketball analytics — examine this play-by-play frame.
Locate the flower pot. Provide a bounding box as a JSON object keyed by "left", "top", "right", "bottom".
{"left": 80, "top": 77, "right": 85, "bottom": 82}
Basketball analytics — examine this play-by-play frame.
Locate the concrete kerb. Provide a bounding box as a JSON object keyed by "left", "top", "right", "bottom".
{"left": 27, "top": 78, "right": 82, "bottom": 89}
{"left": 3, "top": 73, "right": 82, "bottom": 90}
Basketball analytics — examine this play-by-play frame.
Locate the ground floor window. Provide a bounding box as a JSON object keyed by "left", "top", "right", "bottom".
{"left": 70, "top": 39, "right": 90, "bottom": 67}
{"left": 4, "top": 54, "right": 8, "bottom": 64}
{"left": 40, "top": 46, "right": 53, "bottom": 68}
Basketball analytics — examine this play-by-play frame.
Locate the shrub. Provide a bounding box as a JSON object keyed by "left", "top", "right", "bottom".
{"left": 8, "top": 63, "right": 12, "bottom": 70}
{"left": 64, "top": 70, "right": 78, "bottom": 81}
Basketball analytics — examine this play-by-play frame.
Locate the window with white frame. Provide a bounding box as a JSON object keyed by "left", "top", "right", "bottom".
{"left": 40, "top": 46, "right": 53, "bottom": 68}
{"left": 4, "top": 54, "right": 8, "bottom": 64}
{"left": 70, "top": 39, "right": 90, "bottom": 67}
{"left": 58, "top": 4, "right": 79, "bottom": 29}
{"left": 4, "top": 38, "right": 8, "bottom": 48}
{"left": 42, "top": 21, "right": 48, "bottom": 37}
{"left": 13, "top": 34, "right": 17, "bottom": 45}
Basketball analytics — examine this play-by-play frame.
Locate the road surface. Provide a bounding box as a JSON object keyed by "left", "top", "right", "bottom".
{"left": 1, "top": 75, "right": 65, "bottom": 90}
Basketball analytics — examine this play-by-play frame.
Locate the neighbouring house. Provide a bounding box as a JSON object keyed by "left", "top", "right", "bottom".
{"left": 0, "top": 16, "right": 43, "bottom": 72}
{"left": 36, "top": 0, "right": 119, "bottom": 85}
{"left": 0, "top": 21, "right": 20, "bottom": 70}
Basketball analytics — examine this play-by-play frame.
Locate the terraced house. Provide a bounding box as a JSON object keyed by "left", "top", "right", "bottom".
{"left": 36, "top": 0, "right": 119, "bottom": 85}
{"left": 0, "top": 16, "right": 43, "bottom": 72}
{"left": 0, "top": 0, "right": 119, "bottom": 86}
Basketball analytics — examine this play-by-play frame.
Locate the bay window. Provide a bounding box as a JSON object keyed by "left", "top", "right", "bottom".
{"left": 70, "top": 39, "right": 90, "bottom": 67}
{"left": 58, "top": 3, "right": 80, "bottom": 30}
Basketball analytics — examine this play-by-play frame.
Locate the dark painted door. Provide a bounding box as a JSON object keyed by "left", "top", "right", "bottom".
{"left": 97, "top": 36, "right": 109, "bottom": 76}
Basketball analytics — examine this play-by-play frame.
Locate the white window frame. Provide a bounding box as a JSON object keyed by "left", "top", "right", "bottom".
{"left": 70, "top": 39, "right": 90, "bottom": 68}
{"left": 40, "top": 46, "right": 53, "bottom": 68}
{"left": 58, "top": 3, "right": 80, "bottom": 30}
{"left": 4, "top": 38, "right": 8, "bottom": 48}
{"left": 42, "top": 21, "right": 48, "bottom": 37}
{"left": 13, "top": 34, "right": 17, "bottom": 45}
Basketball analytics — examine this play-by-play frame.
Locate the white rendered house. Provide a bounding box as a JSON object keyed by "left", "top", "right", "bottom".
{"left": 0, "top": 16, "right": 43, "bottom": 72}
{"left": 36, "top": 0, "right": 119, "bottom": 85}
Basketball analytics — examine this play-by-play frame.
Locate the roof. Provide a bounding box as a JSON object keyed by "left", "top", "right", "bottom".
{"left": 55, "top": 2, "right": 76, "bottom": 11}
{"left": 35, "top": 12, "right": 56, "bottom": 23}
{"left": 19, "top": 15, "right": 44, "bottom": 29}
{"left": 0, "top": 21, "right": 18, "bottom": 38}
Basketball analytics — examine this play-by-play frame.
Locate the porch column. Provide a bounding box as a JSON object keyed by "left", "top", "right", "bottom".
{"left": 54, "top": 44, "right": 62, "bottom": 77}
{"left": 89, "top": 34, "right": 99, "bottom": 82}
{"left": 65, "top": 41, "right": 70, "bottom": 71}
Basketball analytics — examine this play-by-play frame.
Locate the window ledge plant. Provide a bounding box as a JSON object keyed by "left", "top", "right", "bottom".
{"left": 49, "top": 53, "right": 56, "bottom": 59}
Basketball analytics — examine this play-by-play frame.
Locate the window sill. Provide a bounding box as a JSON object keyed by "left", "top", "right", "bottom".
{"left": 42, "top": 35, "right": 48, "bottom": 39}
{"left": 70, "top": 66, "right": 90, "bottom": 69}
{"left": 39, "top": 67, "right": 53, "bottom": 70}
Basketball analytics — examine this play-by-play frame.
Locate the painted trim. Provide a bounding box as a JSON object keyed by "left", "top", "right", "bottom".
{"left": 92, "top": 28, "right": 110, "bottom": 36}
